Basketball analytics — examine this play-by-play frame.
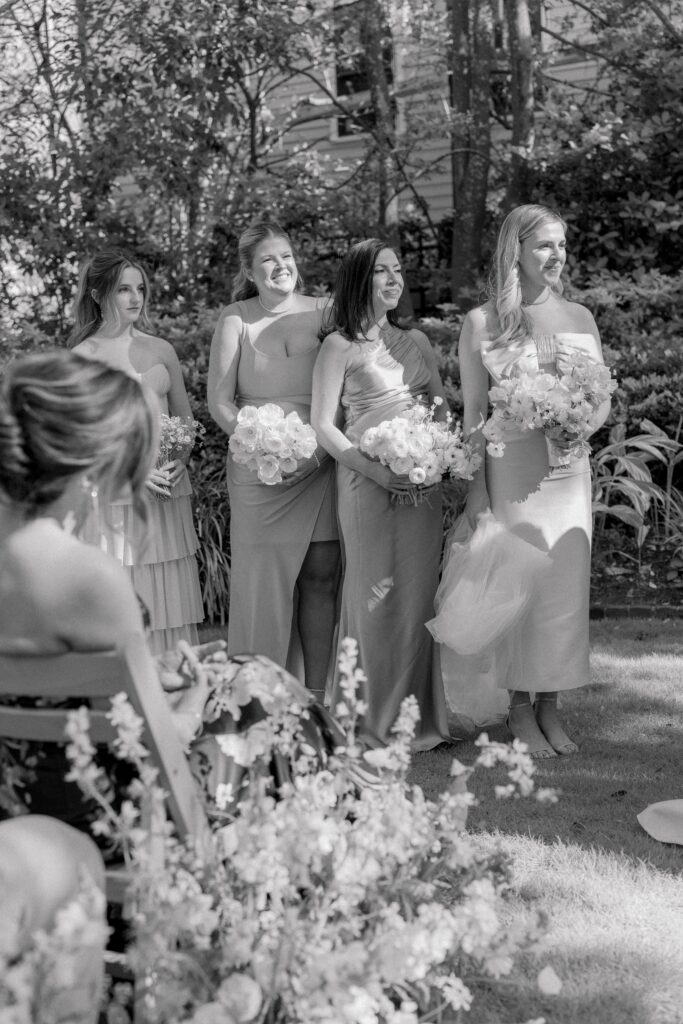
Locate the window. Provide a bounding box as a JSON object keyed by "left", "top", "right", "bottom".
{"left": 334, "top": 0, "right": 394, "bottom": 138}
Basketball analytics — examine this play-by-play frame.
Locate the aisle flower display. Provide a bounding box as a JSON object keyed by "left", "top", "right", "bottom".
{"left": 64, "top": 640, "right": 557, "bottom": 1024}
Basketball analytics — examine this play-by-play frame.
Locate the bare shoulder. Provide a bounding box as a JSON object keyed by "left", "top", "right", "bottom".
{"left": 217, "top": 299, "right": 248, "bottom": 323}
{"left": 135, "top": 331, "right": 176, "bottom": 358}
{"left": 560, "top": 298, "right": 599, "bottom": 334}
{"left": 463, "top": 300, "right": 497, "bottom": 334}
{"left": 320, "top": 330, "right": 354, "bottom": 356}
{"left": 294, "top": 293, "right": 324, "bottom": 312}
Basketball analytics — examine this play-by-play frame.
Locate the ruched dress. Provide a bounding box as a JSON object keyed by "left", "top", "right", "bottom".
{"left": 80, "top": 363, "right": 204, "bottom": 655}
{"left": 480, "top": 332, "right": 593, "bottom": 693}
{"left": 331, "top": 324, "right": 449, "bottom": 751}
{"left": 226, "top": 302, "right": 338, "bottom": 676}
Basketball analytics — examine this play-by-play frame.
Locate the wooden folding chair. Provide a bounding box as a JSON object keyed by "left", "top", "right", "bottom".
{"left": 0, "top": 631, "right": 212, "bottom": 904}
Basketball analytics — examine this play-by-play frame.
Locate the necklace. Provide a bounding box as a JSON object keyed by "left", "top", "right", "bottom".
{"left": 521, "top": 291, "right": 552, "bottom": 307}
{"left": 258, "top": 295, "right": 293, "bottom": 314}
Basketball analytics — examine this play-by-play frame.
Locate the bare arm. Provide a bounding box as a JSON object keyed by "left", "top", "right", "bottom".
{"left": 458, "top": 310, "right": 491, "bottom": 521}
{"left": 311, "top": 334, "right": 416, "bottom": 494}
{"left": 207, "top": 306, "right": 242, "bottom": 437}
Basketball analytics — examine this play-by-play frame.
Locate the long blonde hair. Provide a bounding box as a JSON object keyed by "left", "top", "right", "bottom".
{"left": 488, "top": 204, "right": 567, "bottom": 348}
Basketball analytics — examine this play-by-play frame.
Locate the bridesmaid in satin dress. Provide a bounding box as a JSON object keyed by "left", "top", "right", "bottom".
{"left": 207, "top": 220, "right": 339, "bottom": 701}
{"left": 69, "top": 251, "right": 204, "bottom": 655}
{"left": 458, "top": 204, "right": 611, "bottom": 757}
{"left": 311, "top": 239, "right": 449, "bottom": 751}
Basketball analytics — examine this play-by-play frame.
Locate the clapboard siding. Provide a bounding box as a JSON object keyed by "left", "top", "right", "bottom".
{"left": 267, "top": 1, "right": 599, "bottom": 222}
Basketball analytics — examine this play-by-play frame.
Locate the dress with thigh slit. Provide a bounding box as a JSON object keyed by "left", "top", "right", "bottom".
{"left": 330, "top": 323, "right": 449, "bottom": 751}
{"left": 225, "top": 302, "right": 338, "bottom": 678}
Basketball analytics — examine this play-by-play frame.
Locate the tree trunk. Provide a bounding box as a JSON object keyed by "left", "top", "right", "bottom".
{"left": 450, "top": 0, "right": 493, "bottom": 306}
{"left": 506, "top": 0, "right": 535, "bottom": 208}
{"left": 363, "top": 0, "right": 414, "bottom": 316}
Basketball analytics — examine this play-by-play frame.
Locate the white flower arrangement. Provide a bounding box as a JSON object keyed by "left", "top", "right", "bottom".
{"left": 359, "top": 398, "right": 481, "bottom": 500}
{"left": 229, "top": 404, "right": 318, "bottom": 485}
{"left": 483, "top": 350, "right": 617, "bottom": 466}
{"left": 64, "top": 639, "right": 560, "bottom": 1024}
{"left": 153, "top": 414, "right": 205, "bottom": 500}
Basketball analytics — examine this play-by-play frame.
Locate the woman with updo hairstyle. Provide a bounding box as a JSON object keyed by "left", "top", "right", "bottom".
{"left": 311, "top": 238, "right": 450, "bottom": 751}
{"left": 0, "top": 350, "right": 159, "bottom": 653}
{"left": 207, "top": 218, "right": 339, "bottom": 701}
{"left": 69, "top": 249, "right": 204, "bottom": 655}
{"left": 456, "top": 203, "right": 611, "bottom": 757}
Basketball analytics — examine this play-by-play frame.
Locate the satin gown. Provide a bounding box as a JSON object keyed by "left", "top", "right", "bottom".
{"left": 80, "top": 363, "right": 204, "bottom": 655}
{"left": 331, "top": 324, "right": 449, "bottom": 751}
{"left": 445, "top": 332, "right": 593, "bottom": 706}
{"left": 226, "top": 302, "right": 338, "bottom": 676}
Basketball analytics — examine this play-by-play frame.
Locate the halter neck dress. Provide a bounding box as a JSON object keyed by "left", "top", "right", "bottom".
{"left": 331, "top": 323, "right": 449, "bottom": 751}
{"left": 225, "top": 301, "right": 338, "bottom": 677}
{"left": 80, "top": 362, "right": 203, "bottom": 655}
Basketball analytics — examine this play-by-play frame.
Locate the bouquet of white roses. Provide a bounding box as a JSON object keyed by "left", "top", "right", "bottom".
{"left": 360, "top": 398, "right": 481, "bottom": 501}
{"left": 229, "top": 403, "right": 318, "bottom": 485}
{"left": 154, "top": 414, "right": 205, "bottom": 500}
{"left": 483, "top": 350, "right": 617, "bottom": 466}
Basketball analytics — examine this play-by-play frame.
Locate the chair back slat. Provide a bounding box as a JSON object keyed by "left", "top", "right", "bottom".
{"left": 0, "top": 634, "right": 211, "bottom": 853}
{"left": 0, "top": 651, "right": 125, "bottom": 699}
{"left": 0, "top": 706, "right": 116, "bottom": 744}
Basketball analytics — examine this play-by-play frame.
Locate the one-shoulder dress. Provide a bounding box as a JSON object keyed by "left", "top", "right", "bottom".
{"left": 478, "top": 332, "right": 593, "bottom": 695}
{"left": 330, "top": 324, "right": 449, "bottom": 751}
{"left": 226, "top": 302, "right": 338, "bottom": 675}
{"left": 80, "top": 363, "right": 204, "bottom": 655}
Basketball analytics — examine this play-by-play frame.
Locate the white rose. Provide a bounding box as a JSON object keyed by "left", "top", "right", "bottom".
{"left": 257, "top": 403, "right": 285, "bottom": 425}
{"left": 217, "top": 974, "right": 263, "bottom": 1023}
{"left": 391, "top": 456, "right": 413, "bottom": 476}
{"left": 237, "top": 405, "right": 260, "bottom": 423}
{"left": 409, "top": 466, "right": 426, "bottom": 484}
{"left": 257, "top": 455, "right": 282, "bottom": 484}
{"left": 261, "top": 428, "right": 286, "bottom": 454}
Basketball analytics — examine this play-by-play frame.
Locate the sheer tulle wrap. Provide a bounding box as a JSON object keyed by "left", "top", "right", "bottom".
{"left": 427, "top": 511, "right": 551, "bottom": 655}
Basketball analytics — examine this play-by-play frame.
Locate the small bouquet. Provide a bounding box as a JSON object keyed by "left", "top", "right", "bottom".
{"left": 154, "top": 414, "right": 204, "bottom": 499}
{"left": 229, "top": 403, "right": 318, "bottom": 485}
{"left": 483, "top": 350, "right": 617, "bottom": 467}
{"left": 360, "top": 397, "right": 481, "bottom": 503}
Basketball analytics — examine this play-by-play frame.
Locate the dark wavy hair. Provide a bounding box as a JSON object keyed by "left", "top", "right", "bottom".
{"left": 324, "top": 238, "right": 401, "bottom": 341}
{"left": 0, "top": 350, "right": 159, "bottom": 521}
{"left": 67, "top": 250, "right": 152, "bottom": 348}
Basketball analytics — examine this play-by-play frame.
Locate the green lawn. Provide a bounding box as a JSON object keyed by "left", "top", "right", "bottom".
{"left": 409, "top": 619, "right": 683, "bottom": 1024}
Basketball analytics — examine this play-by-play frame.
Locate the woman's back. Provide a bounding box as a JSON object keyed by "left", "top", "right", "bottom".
{"left": 0, "top": 517, "right": 144, "bottom": 654}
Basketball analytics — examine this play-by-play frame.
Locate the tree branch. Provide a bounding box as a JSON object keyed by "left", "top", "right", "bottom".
{"left": 641, "top": 0, "right": 683, "bottom": 42}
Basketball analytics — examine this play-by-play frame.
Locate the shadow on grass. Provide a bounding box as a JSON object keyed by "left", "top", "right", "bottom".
{"left": 408, "top": 679, "right": 683, "bottom": 874}
{"left": 465, "top": 946, "right": 683, "bottom": 1024}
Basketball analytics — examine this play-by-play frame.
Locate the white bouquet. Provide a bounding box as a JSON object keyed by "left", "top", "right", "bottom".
{"left": 153, "top": 414, "right": 205, "bottom": 500}
{"left": 229, "top": 403, "right": 318, "bottom": 484}
{"left": 360, "top": 397, "right": 481, "bottom": 499}
{"left": 483, "top": 350, "right": 617, "bottom": 466}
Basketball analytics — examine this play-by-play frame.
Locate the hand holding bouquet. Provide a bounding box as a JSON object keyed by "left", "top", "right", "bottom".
{"left": 483, "top": 350, "right": 616, "bottom": 467}
{"left": 229, "top": 403, "right": 318, "bottom": 485}
{"left": 151, "top": 414, "right": 205, "bottom": 499}
{"left": 360, "top": 397, "right": 481, "bottom": 503}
